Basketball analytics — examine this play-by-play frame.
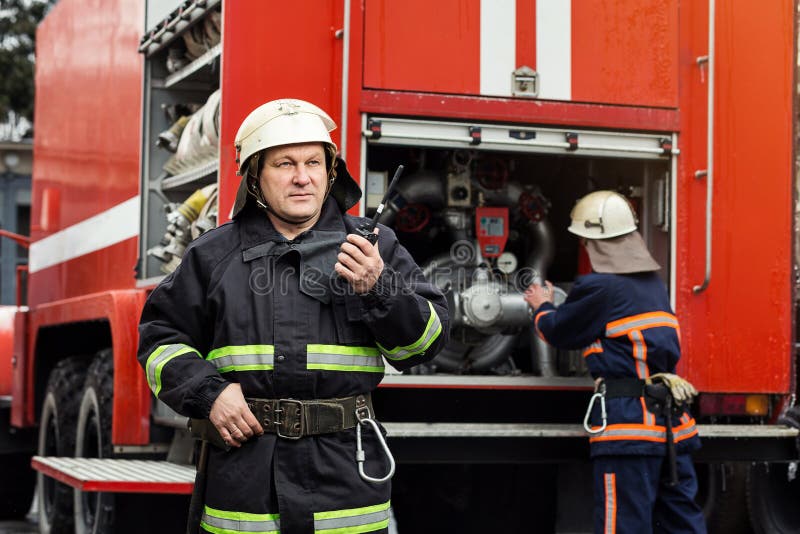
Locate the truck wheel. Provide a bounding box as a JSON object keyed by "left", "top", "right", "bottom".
{"left": 0, "top": 452, "right": 35, "bottom": 519}
{"left": 74, "top": 349, "right": 115, "bottom": 534}
{"left": 746, "top": 461, "right": 800, "bottom": 534}
{"left": 37, "top": 356, "right": 88, "bottom": 534}
{"left": 696, "top": 462, "right": 752, "bottom": 534}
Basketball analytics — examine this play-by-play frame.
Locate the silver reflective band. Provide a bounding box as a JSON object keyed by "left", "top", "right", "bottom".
{"left": 605, "top": 313, "right": 678, "bottom": 337}
{"left": 201, "top": 506, "right": 280, "bottom": 533}
{"left": 146, "top": 344, "right": 198, "bottom": 396}
{"left": 207, "top": 345, "right": 275, "bottom": 373}
{"left": 378, "top": 300, "right": 442, "bottom": 361}
{"left": 306, "top": 345, "right": 384, "bottom": 372}
{"left": 313, "top": 501, "right": 391, "bottom": 533}
{"left": 604, "top": 473, "right": 616, "bottom": 534}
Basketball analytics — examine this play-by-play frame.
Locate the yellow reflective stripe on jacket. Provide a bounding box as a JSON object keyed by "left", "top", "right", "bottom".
{"left": 207, "top": 345, "right": 275, "bottom": 373}
{"left": 306, "top": 345, "right": 384, "bottom": 373}
{"left": 377, "top": 301, "right": 442, "bottom": 361}
{"left": 200, "top": 505, "right": 280, "bottom": 534}
{"left": 605, "top": 311, "right": 679, "bottom": 338}
{"left": 314, "top": 500, "right": 391, "bottom": 533}
{"left": 145, "top": 344, "right": 199, "bottom": 396}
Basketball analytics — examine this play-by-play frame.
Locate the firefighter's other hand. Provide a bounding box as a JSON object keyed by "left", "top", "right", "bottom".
{"left": 523, "top": 281, "right": 555, "bottom": 312}
{"left": 649, "top": 373, "right": 699, "bottom": 405}
{"left": 209, "top": 383, "right": 263, "bottom": 447}
{"left": 336, "top": 230, "right": 384, "bottom": 294}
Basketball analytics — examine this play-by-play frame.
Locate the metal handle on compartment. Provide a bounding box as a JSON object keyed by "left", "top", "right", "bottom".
{"left": 693, "top": 0, "right": 715, "bottom": 294}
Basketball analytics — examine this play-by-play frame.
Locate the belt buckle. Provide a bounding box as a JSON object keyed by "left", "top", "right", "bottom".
{"left": 275, "top": 399, "right": 304, "bottom": 439}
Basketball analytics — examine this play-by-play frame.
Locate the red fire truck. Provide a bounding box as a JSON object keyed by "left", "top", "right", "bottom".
{"left": 0, "top": 0, "right": 797, "bottom": 532}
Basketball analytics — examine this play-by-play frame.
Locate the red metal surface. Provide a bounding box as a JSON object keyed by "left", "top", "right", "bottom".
{"left": 362, "top": 0, "right": 677, "bottom": 107}
{"left": 30, "top": 0, "right": 143, "bottom": 305}
{"left": 218, "top": 0, "right": 345, "bottom": 223}
{"left": 10, "top": 309, "right": 27, "bottom": 427}
{"left": 360, "top": 90, "right": 680, "bottom": 132}
{"left": 27, "top": 239, "right": 138, "bottom": 311}
{"left": 675, "top": 0, "right": 794, "bottom": 393}
{"left": 30, "top": 458, "right": 194, "bottom": 495}
{"left": 0, "top": 306, "right": 18, "bottom": 397}
{"left": 516, "top": 0, "right": 536, "bottom": 70}
{"left": 19, "top": 290, "right": 150, "bottom": 445}
{"left": 363, "top": 0, "right": 480, "bottom": 94}
{"left": 571, "top": 0, "right": 678, "bottom": 108}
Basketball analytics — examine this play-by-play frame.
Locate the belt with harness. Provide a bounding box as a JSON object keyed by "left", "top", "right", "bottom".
{"left": 185, "top": 393, "right": 395, "bottom": 534}
{"left": 583, "top": 373, "right": 698, "bottom": 486}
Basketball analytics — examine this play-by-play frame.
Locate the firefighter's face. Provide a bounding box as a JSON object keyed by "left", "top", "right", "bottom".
{"left": 258, "top": 142, "right": 328, "bottom": 223}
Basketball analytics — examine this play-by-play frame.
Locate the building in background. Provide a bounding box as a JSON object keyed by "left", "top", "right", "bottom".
{"left": 0, "top": 141, "right": 31, "bottom": 305}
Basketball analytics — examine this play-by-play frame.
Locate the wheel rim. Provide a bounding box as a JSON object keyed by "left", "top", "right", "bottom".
{"left": 42, "top": 410, "right": 59, "bottom": 521}
{"left": 80, "top": 408, "right": 101, "bottom": 529}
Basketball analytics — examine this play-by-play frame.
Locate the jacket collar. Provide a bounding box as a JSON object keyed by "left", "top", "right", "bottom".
{"left": 238, "top": 196, "right": 347, "bottom": 249}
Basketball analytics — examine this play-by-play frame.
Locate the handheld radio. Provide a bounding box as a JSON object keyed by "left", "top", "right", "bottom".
{"left": 355, "top": 164, "right": 404, "bottom": 244}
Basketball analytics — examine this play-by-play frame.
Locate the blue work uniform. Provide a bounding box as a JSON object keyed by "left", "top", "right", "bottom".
{"left": 535, "top": 272, "right": 705, "bottom": 534}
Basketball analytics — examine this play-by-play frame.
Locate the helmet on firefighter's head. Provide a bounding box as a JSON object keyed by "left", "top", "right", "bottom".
{"left": 567, "top": 190, "right": 638, "bottom": 239}
{"left": 231, "top": 99, "right": 363, "bottom": 219}
{"left": 234, "top": 98, "right": 337, "bottom": 177}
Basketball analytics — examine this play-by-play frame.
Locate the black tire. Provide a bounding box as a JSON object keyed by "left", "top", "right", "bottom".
{"left": 747, "top": 461, "right": 800, "bottom": 534}
{"left": 696, "top": 462, "right": 753, "bottom": 534}
{"left": 74, "top": 349, "right": 115, "bottom": 534}
{"left": 0, "top": 451, "right": 36, "bottom": 519}
{"left": 37, "top": 356, "right": 88, "bottom": 534}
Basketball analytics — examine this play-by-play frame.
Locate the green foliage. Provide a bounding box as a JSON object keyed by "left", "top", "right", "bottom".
{"left": 0, "top": 0, "right": 56, "bottom": 137}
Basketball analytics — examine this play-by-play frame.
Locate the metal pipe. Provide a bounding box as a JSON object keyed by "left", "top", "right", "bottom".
{"left": 525, "top": 220, "right": 557, "bottom": 377}
{"left": 340, "top": 0, "right": 351, "bottom": 159}
{"left": 693, "top": 0, "right": 715, "bottom": 294}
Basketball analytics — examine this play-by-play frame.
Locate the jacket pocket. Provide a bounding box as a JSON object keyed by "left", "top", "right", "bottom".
{"left": 332, "top": 294, "right": 373, "bottom": 344}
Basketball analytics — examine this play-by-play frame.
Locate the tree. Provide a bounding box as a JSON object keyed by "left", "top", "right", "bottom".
{"left": 0, "top": 0, "right": 56, "bottom": 140}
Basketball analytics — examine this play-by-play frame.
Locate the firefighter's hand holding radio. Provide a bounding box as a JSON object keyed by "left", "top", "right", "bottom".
{"left": 335, "top": 230, "right": 384, "bottom": 294}
{"left": 523, "top": 191, "right": 706, "bottom": 534}
{"left": 138, "top": 99, "right": 449, "bottom": 534}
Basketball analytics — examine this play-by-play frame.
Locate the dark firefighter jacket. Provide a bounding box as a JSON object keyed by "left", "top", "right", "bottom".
{"left": 534, "top": 272, "right": 700, "bottom": 457}
{"left": 137, "top": 197, "right": 449, "bottom": 534}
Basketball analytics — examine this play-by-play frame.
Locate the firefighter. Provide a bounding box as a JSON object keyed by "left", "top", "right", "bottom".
{"left": 523, "top": 191, "right": 706, "bottom": 534}
{"left": 137, "top": 98, "right": 449, "bottom": 534}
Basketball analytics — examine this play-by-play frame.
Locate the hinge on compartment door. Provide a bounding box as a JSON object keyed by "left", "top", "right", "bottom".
{"left": 512, "top": 66, "right": 539, "bottom": 97}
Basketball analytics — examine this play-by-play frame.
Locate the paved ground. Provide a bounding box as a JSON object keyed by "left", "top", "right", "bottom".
{"left": 0, "top": 516, "right": 37, "bottom": 534}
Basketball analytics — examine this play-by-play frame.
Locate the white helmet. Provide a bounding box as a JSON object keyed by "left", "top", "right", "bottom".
{"left": 568, "top": 190, "right": 638, "bottom": 239}
{"left": 234, "top": 98, "right": 337, "bottom": 176}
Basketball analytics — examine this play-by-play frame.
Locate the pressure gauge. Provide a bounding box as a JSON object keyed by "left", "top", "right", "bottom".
{"left": 496, "top": 252, "right": 518, "bottom": 274}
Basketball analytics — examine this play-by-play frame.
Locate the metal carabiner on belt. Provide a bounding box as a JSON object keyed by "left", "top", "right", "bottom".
{"left": 355, "top": 405, "right": 396, "bottom": 484}
{"left": 583, "top": 381, "right": 608, "bottom": 434}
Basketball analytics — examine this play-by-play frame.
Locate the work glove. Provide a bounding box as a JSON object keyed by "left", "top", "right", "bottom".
{"left": 648, "top": 373, "right": 698, "bottom": 405}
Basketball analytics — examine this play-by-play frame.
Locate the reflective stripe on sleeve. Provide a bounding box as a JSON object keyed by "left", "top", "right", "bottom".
{"left": 207, "top": 345, "right": 275, "bottom": 373}
{"left": 534, "top": 309, "right": 555, "bottom": 342}
{"left": 200, "top": 505, "right": 280, "bottom": 534}
{"left": 377, "top": 300, "right": 442, "bottom": 361}
{"left": 582, "top": 340, "right": 603, "bottom": 357}
{"left": 306, "top": 345, "right": 384, "bottom": 373}
{"left": 605, "top": 311, "right": 679, "bottom": 337}
{"left": 145, "top": 344, "right": 200, "bottom": 396}
{"left": 314, "top": 500, "right": 391, "bottom": 533}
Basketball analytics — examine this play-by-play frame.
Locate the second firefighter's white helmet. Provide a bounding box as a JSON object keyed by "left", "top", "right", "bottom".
{"left": 568, "top": 190, "right": 638, "bottom": 239}
{"left": 234, "top": 98, "right": 337, "bottom": 176}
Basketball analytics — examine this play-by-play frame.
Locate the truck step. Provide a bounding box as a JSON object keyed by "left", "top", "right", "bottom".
{"left": 31, "top": 456, "right": 195, "bottom": 494}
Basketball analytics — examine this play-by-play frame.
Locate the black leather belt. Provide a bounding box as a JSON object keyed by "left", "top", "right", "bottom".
{"left": 189, "top": 393, "right": 374, "bottom": 447}
{"left": 602, "top": 378, "right": 645, "bottom": 398}
{"left": 245, "top": 393, "right": 373, "bottom": 439}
